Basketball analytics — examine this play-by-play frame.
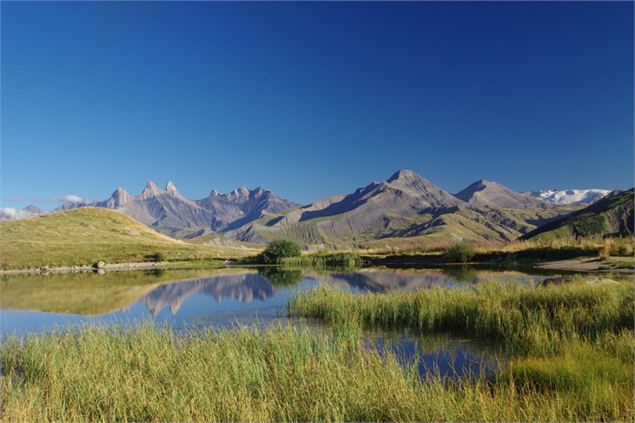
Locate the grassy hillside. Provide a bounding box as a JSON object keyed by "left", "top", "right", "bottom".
{"left": 522, "top": 189, "right": 634, "bottom": 241}
{"left": 0, "top": 208, "right": 261, "bottom": 269}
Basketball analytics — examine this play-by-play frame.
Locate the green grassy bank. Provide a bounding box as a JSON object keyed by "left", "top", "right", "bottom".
{"left": 1, "top": 323, "right": 632, "bottom": 422}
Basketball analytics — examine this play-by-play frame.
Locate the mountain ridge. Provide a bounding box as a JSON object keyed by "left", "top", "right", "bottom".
{"left": 455, "top": 179, "right": 551, "bottom": 209}
{"left": 223, "top": 169, "right": 578, "bottom": 245}
{"left": 3, "top": 170, "right": 620, "bottom": 248}
{"left": 56, "top": 182, "right": 298, "bottom": 237}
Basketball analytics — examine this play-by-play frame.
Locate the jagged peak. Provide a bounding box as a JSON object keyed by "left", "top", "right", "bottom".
{"left": 253, "top": 186, "right": 270, "bottom": 195}
{"left": 112, "top": 187, "right": 131, "bottom": 200}
{"left": 140, "top": 181, "right": 162, "bottom": 198}
{"left": 165, "top": 181, "right": 179, "bottom": 195}
{"left": 386, "top": 168, "right": 420, "bottom": 183}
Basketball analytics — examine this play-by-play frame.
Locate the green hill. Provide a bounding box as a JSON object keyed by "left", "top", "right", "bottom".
{"left": 0, "top": 208, "right": 260, "bottom": 270}
{"left": 522, "top": 189, "right": 634, "bottom": 241}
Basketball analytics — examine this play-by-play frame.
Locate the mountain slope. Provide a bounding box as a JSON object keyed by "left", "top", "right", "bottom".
{"left": 522, "top": 189, "right": 634, "bottom": 240}
{"left": 0, "top": 208, "right": 259, "bottom": 269}
{"left": 225, "top": 169, "right": 466, "bottom": 244}
{"left": 455, "top": 180, "right": 549, "bottom": 209}
{"left": 223, "top": 169, "right": 576, "bottom": 246}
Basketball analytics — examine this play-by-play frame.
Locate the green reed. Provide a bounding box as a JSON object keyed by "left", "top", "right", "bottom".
{"left": 289, "top": 279, "right": 633, "bottom": 355}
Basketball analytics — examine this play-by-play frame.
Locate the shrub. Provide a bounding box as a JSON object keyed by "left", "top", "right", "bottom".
{"left": 610, "top": 238, "right": 634, "bottom": 257}
{"left": 260, "top": 239, "right": 301, "bottom": 264}
{"left": 444, "top": 241, "right": 476, "bottom": 263}
{"left": 145, "top": 252, "right": 167, "bottom": 263}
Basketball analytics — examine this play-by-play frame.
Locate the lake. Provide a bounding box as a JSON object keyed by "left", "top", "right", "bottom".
{"left": 0, "top": 266, "right": 557, "bottom": 378}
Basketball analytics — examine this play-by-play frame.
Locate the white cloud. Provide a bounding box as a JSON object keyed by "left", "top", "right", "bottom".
{"left": 0, "top": 207, "right": 40, "bottom": 221}
{"left": 64, "top": 194, "right": 84, "bottom": 203}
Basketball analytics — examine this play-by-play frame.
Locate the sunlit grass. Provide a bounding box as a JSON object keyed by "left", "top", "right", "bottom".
{"left": 1, "top": 324, "right": 632, "bottom": 422}
{"left": 289, "top": 279, "right": 633, "bottom": 355}
{"left": 0, "top": 208, "right": 259, "bottom": 269}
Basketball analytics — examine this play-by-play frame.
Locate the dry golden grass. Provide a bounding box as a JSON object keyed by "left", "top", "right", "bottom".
{"left": 0, "top": 208, "right": 261, "bottom": 269}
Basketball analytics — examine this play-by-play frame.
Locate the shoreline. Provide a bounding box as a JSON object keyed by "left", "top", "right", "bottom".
{"left": 2, "top": 256, "right": 633, "bottom": 276}
{"left": 0, "top": 260, "right": 232, "bottom": 276}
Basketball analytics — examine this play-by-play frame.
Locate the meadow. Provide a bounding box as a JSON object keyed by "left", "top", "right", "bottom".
{"left": 0, "top": 208, "right": 260, "bottom": 270}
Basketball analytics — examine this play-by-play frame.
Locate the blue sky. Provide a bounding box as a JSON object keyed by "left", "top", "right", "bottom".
{"left": 2, "top": 1, "right": 633, "bottom": 208}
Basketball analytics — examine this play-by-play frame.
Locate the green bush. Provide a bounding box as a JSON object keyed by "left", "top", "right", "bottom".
{"left": 145, "top": 252, "right": 167, "bottom": 263}
{"left": 260, "top": 239, "right": 301, "bottom": 264}
{"left": 444, "top": 241, "right": 476, "bottom": 263}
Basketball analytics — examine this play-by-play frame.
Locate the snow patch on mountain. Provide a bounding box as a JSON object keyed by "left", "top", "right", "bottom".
{"left": 526, "top": 189, "right": 612, "bottom": 205}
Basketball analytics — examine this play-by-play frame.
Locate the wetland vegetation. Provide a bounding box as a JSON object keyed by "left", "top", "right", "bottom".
{"left": 1, "top": 274, "right": 633, "bottom": 421}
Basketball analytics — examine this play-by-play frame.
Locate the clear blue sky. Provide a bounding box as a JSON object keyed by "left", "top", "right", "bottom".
{"left": 2, "top": 1, "right": 633, "bottom": 208}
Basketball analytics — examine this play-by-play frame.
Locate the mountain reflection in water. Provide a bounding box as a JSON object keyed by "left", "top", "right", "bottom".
{"left": 143, "top": 274, "right": 275, "bottom": 316}
{"left": 135, "top": 267, "right": 549, "bottom": 318}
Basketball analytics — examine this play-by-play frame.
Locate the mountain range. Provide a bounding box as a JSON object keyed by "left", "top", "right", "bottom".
{"left": 225, "top": 170, "right": 583, "bottom": 245}
{"left": 2, "top": 169, "right": 625, "bottom": 246}
{"left": 56, "top": 182, "right": 298, "bottom": 238}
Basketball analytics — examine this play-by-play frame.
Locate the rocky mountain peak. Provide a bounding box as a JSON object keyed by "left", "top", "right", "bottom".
{"left": 386, "top": 168, "right": 420, "bottom": 183}
{"left": 165, "top": 181, "right": 179, "bottom": 196}
{"left": 383, "top": 169, "right": 445, "bottom": 198}
{"left": 463, "top": 180, "right": 497, "bottom": 193}
{"left": 455, "top": 179, "right": 548, "bottom": 209}
{"left": 140, "top": 181, "right": 162, "bottom": 199}
{"left": 23, "top": 204, "right": 43, "bottom": 214}
{"left": 112, "top": 187, "right": 132, "bottom": 204}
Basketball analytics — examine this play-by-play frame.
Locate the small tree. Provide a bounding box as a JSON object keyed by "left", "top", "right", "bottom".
{"left": 261, "top": 239, "right": 301, "bottom": 264}
{"left": 444, "top": 240, "right": 476, "bottom": 263}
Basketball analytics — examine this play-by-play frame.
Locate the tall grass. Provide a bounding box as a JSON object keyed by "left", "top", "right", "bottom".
{"left": 1, "top": 324, "right": 632, "bottom": 422}
{"left": 289, "top": 280, "right": 634, "bottom": 355}
{"left": 281, "top": 252, "right": 362, "bottom": 269}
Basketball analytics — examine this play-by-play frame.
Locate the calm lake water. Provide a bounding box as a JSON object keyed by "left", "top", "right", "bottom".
{"left": 0, "top": 266, "right": 556, "bottom": 378}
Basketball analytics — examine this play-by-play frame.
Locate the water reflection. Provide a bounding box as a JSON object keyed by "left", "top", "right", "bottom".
{"left": 143, "top": 273, "right": 275, "bottom": 316}
{"left": 1, "top": 266, "right": 555, "bottom": 334}
{"left": 310, "top": 267, "right": 546, "bottom": 292}
{"left": 367, "top": 331, "right": 501, "bottom": 379}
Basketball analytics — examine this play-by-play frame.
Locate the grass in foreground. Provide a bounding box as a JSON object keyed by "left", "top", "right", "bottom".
{"left": 1, "top": 324, "right": 632, "bottom": 422}
{"left": 0, "top": 208, "right": 260, "bottom": 269}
